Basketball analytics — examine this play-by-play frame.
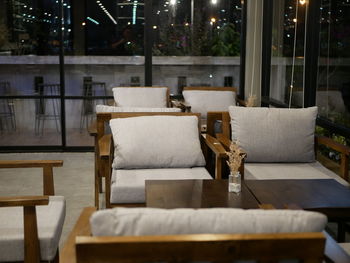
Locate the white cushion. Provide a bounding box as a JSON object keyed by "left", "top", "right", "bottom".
{"left": 244, "top": 161, "right": 349, "bottom": 186}
{"left": 96, "top": 105, "right": 181, "bottom": 113}
{"left": 229, "top": 106, "right": 318, "bottom": 163}
{"left": 183, "top": 90, "right": 236, "bottom": 119}
{"left": 90, "top": 207, "right": 327, "bottom": 236}
{"left": 0, "top": 196, "right": 65, "bottom": 262}
{"left": 110, "top": 115, "right": 206, "bottom": 169}
{"left": 110, "top": 168, "right": 212, "bottom": 203}
{"left": 112, "top": 87, "right": 168, "bottom": 108}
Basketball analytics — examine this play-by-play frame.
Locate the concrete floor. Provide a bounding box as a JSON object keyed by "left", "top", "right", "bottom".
{"left": 0, "top": 152, "right": 94, "bottom": 248}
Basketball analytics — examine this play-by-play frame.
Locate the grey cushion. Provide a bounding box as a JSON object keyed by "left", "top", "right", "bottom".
{"left": 229, "top": 106, "right": 318, "bottom": 163}
{"left": 0, "top": 196, "right": 65, "bottom": 262}
{"left": 244, "top": 161, "right": 349, "bottom": 186}
{"left": 110, "top": 116, "right": 206, "bottom": 169}
{"left": 90, "top": 207, "right": 327, "bottom": 236}
{"left": 112, "top": 87, "right": 168, "bottom": 108}
{"left": 183, "top": 90, "right": 236, "bottom": 119}
{"left": 110, "top": 168, "right": 212, "bottom": 204}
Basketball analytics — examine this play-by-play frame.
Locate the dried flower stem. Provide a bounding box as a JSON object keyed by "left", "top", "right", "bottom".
{"left": 226, "top": 141, "right": 246, "bottom": 174}
{"left": 246, "top": 95, "right": 257, "bottom": 107}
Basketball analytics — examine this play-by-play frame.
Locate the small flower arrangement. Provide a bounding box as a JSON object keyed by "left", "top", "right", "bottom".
{"left": 226, "top": 141, "right": 246, "bottom": 174}
{"left": 246, "top": 95, "right": 257, "bottom": 107}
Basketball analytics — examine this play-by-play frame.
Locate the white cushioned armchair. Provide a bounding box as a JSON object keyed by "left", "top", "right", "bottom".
{"left": 96, "top": 112, "right": 227, "bottom": 208}
{"left": 0, "top": 160, "right": 65, "bottom": 262}
{"left": 89, "top": 86, "right": 180, "bottom": 208}
{"left": 207, "top": 106, "right": 349, "bottom": 185}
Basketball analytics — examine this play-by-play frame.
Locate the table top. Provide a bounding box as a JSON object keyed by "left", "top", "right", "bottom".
{"left": 146, "top": 179, "right": 260, "bottom": 209}
{"left": 244, "top": 179, "right": 350, "bottom": 220}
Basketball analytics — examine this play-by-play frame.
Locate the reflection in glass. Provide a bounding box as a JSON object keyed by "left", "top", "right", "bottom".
{"left": 270, "top": 0, "right": 307, "bottom": 107}
{"left": 317, "top": 0, "right": 350, "bottom": 129}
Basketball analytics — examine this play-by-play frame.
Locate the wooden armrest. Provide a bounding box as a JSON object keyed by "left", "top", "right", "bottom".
{"left": 216, "top": 134, "right": 232, "bottom": 150}
{"left": 98, "top": 134, "right": 112, "bottom": 158}
{"left": 0, "top": 196, "right": 49, "bottom": 207}
{"left": 88, "top": 121, "right": 97, "bottom": 136}
{"left": 202, "top": 134, "right": 226, "bottom": 158}
{"left": 60, "top": 207, "right": 96, "bottom": 263}
{"left": 316, "top": 135, "right": 350, "bottom": 156}
{"left": 0, "top": 160, "right": 63, "bottom": 168}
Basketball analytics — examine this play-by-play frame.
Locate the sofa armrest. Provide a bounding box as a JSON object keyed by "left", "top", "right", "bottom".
{"left": 0, "top": 160, "right": 63, "bottom": 168}
{"left": 203, "top": 134, "right": 226, "bottom": 158}
{"left": 316, "top": 135, "right": 350, "bottom": 181}
{"left": 98, "top": 134, "right": 112, "bottom": 159}
{"left": 0, "top": 196, "right": 49, "bottom": 207}
{"left": 0, "top": 160, "right": 63, "bottom": 196}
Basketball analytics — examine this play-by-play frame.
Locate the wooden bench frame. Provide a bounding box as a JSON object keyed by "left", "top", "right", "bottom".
{"left": 60, "top": 206, "right": 350, "bottom": 263}
{"left": 96, "top": 112, "right": 227, "bottom": 208}
{"left": 0, "top": 160, "right": 63, "bottom": 263}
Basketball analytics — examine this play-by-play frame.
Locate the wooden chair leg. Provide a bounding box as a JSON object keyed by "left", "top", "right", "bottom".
{"left": 24, "top": 206, "right": 40, "bottom": 263}
{"left": 95, "top": 172, "right": 99, "bottom": 209}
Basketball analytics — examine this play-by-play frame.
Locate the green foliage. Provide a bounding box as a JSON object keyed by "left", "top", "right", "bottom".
{"left": 211, "top": 23, "right": 240, "bottom": 56}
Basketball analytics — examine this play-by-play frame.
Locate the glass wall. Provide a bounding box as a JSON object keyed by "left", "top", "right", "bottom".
{"left": 0, "top": 0, "right": 243, "bottom": 149}
{"left": 317, "top": 0, "right": 350, "bottom": 128}
{"left": 0, "top": 0, "right": 62, "bottom": 146}
{"left": 151, "top": 0, "right": 242, "bottom": 94}
{"left": 269, "top": 0, "right": 308, "bottom": 107}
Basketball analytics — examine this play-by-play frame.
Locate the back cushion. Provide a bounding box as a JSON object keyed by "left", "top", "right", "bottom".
{"left": 229, "top": 106, "right": 318, "bottom": 163}
{"left": 183, "top": 90, "right": 236, "bottom": 119}
{"left": 112, "top": 87, "right": 168, "bottom": 108}
{"left": 90, "top": 207, "right": 327, "bottom": 236}
{"left": 110, "top": 116, "right": 205, "bottom": 169}
{"left": 96, "top": 105, "right": 181, "bottom": 113}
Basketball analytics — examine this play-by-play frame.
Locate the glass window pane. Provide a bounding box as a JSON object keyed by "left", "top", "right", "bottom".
{"left": 317, "top": 0, "right": 350, "bottom": 128}
{"left": 152, "top": 0, "right": 242, "bottom": 94}
{"left": 270, "top": 0, "right": 307, "bottom": 107}
{"left": 0, "top": 0, "right": 61, "bottom": 147}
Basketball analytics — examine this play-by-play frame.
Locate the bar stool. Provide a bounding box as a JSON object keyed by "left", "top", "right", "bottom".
{"left": 80, "top": 77, "right": 107, "bottom": 132}
{"left": 0, "top": 82, "right": 16, "bottom": 132}
{"left": 34, "top": 83, "right": 61, "bottom": 136}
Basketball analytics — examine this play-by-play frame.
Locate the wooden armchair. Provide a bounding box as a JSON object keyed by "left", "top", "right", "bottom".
{"left": 96, "top": 112, "right": 226, "bottom": 208}
{"left": 207, "top": 109, "right": 350, "bottom": 182}
{"left": 60, "top": 206, "right": 350, "bottom": 263}
{"left": 0, "top": 160, "right": 65, "bottom": 263}
{"left": 88, "top": 86, "right": 177, "bottom": 208}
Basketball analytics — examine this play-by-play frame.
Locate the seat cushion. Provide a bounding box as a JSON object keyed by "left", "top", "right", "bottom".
{"left": 183, "top": 90, "right": 236, "bottom": 119}
{"left": 112, "top": 87, "right": 168, "bottom": 108}
{"left": 0, "top": 196, "right": 65, "bottom": 262}
{"left": 90, "top": 207, "right": 327, "bottom": 236}
{"left": 245, "top": 161, "right": 349, "bottom": 186}
{"left": 110, "top": 168, "right": 212, "bottom": 203}
{"left": 96, "top": 105, "right": 181, "bottom": 113}
{"left": 229, "top": 106, "right": 318, "bottom": 163}
{"left": 110, "top": 115, "right": 206, "bottom": 169}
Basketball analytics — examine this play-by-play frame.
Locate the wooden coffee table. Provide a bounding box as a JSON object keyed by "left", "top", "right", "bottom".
{"left": 146, "top": 179, "right": 260, "bottom": 209}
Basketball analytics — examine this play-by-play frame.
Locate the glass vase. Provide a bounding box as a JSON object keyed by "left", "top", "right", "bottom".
{"left": 228, "top": 171, "right": 241, "bottom": 193}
